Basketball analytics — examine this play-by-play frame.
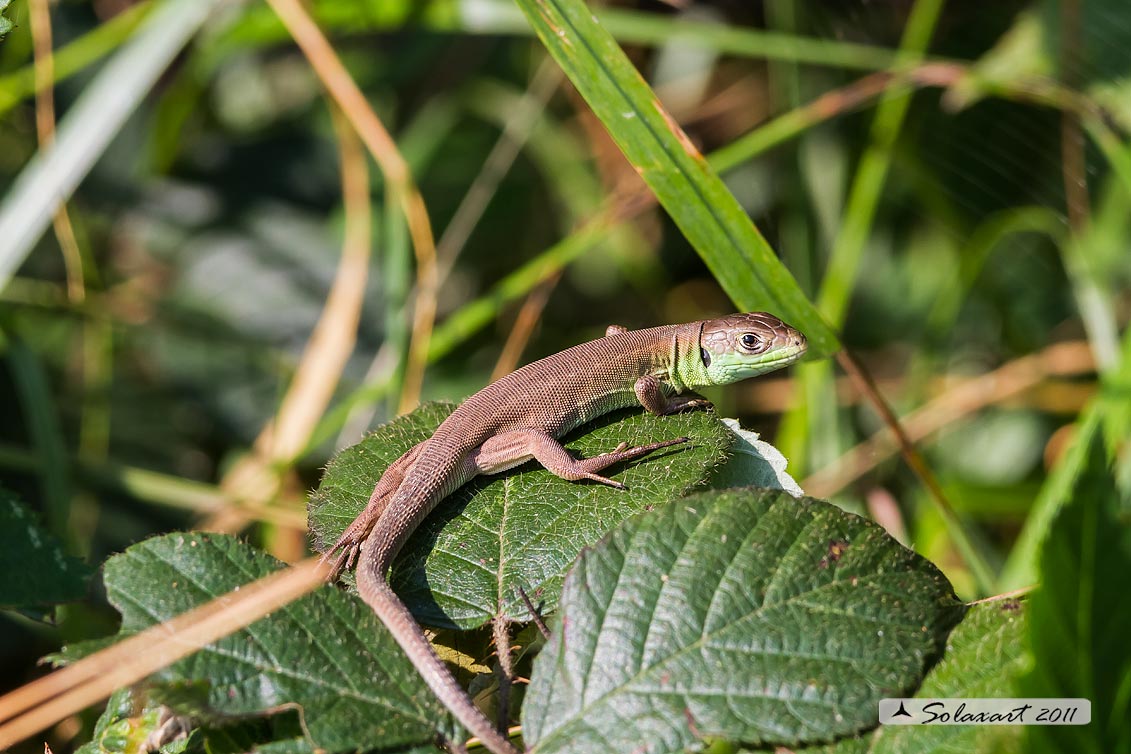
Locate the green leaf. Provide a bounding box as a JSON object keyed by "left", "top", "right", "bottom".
{"left": 952, "top": 3, "right": 1131, "bottom": 133}
{"left": 76, "top": 688, "right": 194, "bottom": 754}
{"left": 310, "top": 402, "right": 734, "bottom": 629}
{"left": 942, "top": 10, "right": 1053, "bottom": 112}
{"left": 741, "top": 600, "right": 1028, "bottom": 754}
{"left": 75, "top": 685, "right": 369, "bottom": 754}
{"left": 0, "top": 0, "right": 11, "bottom": 39}
{"left": 1090, "top": 77, "right": 1131, "bottom": 134}
{"left": 711, "top": 418, "right": 804, "bottom": 496}
{"left": 866, "top": 600, "right": 1028, "bottom": 754}
{"left": 513, "top": 0, "right": 838, "bottom": 357}
{"left": 522, "top": 487, "right": 964, "bottom": 752}
{"left": 1019, "top": 431, "right": 1131, "bottom": 754}
{"left": 99, "top": 533, "right": 458, "bottom": 752}
{"left": 0, "top": 489, "right": 91, "bottom": 611}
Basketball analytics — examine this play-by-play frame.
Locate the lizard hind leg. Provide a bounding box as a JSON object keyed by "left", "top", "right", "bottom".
{"left": 473, "top": 429, "right": 689, "bottom": 490}
{"left": 320, "top": 441, "right": 426, "bottom": 580}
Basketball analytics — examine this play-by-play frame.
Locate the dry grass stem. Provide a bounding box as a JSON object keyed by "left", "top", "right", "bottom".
{"left": 0, "top": 558, "right": 330, "bottom": 749}
{"left": 490, "top": 271, "right": 563, "bottom": 381}
{"left": 435, "top": 60, "right": 561, "bottom": 285}
{"left": 261, "top": 0, "right": 438, "bottom": 415}
{"left": 202, "top": 104, "right": 373, "bottom": 535}
{"left": 258, "top": 107, "right": 372, "bottom": 464}
{"left": 804, "top": 341, "right": 1096, "bottom": 498}
{"left": 29, "top": 0, "right": 86, "bottom": 305}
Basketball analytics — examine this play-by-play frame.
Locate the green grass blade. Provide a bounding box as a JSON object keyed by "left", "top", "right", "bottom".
{"left": 0, "top": 0, "right": 223, "bottom": 292}
{"left": 309, "top": 73, "right": 903, "bottom": 450}
{"left": 2, "top": 336, "right": 74, "bottom": 544}
{"left": 596, "top": 6, "right": 902, "bottom": 72}
{"left": 1001, "top": 324, "right": 1131, "bottom": 590}
{"left": 514, "top": 0, "right": 838, "bottom": 356}
{"left": 211, "top": 1, "right": 913, "bottom": 76}
{"left": 467, "top": 2, "right": 904, "bottom": 72}
{"left": 1086, "top": 117, "right": 1131, "bottom": 197}
{"left": 781, "top": 0, "right": 939, "bottom": 476}
{"left": 0, "top": 1, "right": 152, "bottom": 118}
{"left": 307, "top": 213, "right": 619, "bottom": 452}
{"left": 815, "top": 0, "right": 945, "bottom": 327}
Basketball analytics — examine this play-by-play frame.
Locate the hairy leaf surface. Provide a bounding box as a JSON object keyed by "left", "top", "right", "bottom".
{"left": 524, "top": 488, "right": 963, "bottom": 752}
{"left": 0, "top": 489, "right": 91, "bottom": 611}
{"left": 100, "top": 533, "right": 456, "bottom": 752}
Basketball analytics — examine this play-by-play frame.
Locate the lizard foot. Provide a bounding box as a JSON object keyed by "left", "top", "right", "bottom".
{"left": 599, "top": 442, "right": 630, "bottom": 456}
{"left": 320, "top": 513, "right": 377, "bottom": 581}
{"left": 320, "top": 542, "right": 359, "bottom": 582}
{"left": 663, "top": 395, "right": 713, "bottom": 414}
{"left": 576, "top": 436, "right": 690, "bottom": 488}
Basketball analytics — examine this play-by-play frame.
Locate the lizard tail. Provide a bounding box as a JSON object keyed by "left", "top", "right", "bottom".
{"left": 355, "top": 542, "right": 521, "bottom": 754}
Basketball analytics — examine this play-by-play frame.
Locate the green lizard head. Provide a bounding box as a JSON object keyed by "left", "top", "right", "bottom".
{"left": 681, "top": 312, "right": 808, "bottom": 388}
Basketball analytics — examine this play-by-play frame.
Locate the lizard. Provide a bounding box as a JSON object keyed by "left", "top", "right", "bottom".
{"left": 322, "top": 312, "right": 808, "bottom": 754}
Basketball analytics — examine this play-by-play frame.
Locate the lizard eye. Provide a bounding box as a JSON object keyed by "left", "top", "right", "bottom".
{"left": 739, "top": 332, "right": 768, "bottom": 353}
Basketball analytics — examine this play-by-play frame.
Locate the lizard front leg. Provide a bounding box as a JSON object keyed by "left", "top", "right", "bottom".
{"left": 470, "top": 429, "right": 687, "bottom": 489}
{"left": 634, "top": 374, "right": 712, "bottom": 415}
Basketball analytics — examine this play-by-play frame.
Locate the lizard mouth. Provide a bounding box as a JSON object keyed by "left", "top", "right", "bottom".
{"left": 758, "top": 342, "right": 808, "bottom": 369}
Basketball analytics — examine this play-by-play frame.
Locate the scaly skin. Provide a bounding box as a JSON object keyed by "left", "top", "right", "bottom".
{"left": 324, "top": 313, "right": 807, "bottom": 754}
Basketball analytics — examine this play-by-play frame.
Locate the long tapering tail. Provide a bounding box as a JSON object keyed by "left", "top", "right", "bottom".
{"left": 354, "top": 537, "right": 521, "bottom": 754}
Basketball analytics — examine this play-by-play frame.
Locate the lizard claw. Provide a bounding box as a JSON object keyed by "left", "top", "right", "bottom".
{"left": 320, "top": 514, "right": 375, "bottom": 581}
{"left": 584, "top": 473, "right": 627, "bottom": 489}
{"left": 600, "top": 442, "right": 629, "bottom": 456}
{"left": 320, "top": 547, "right": 348, "bottom": 582}
{"left": 320, "top": 541, "right": 359, "bottom": 582}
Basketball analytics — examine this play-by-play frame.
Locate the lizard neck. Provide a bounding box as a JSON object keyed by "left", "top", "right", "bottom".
{"left": 665, "top": 321, "right": 708, "bottom": 392}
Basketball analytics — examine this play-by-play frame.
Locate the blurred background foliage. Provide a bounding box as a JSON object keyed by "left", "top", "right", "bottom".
{"left": 0, "top": 0, "right": 1129, "bottom": 747}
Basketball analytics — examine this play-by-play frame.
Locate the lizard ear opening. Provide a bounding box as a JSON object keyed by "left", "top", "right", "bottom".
{"left": 700, "top": 348, "right": 712, "bottom": 367}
